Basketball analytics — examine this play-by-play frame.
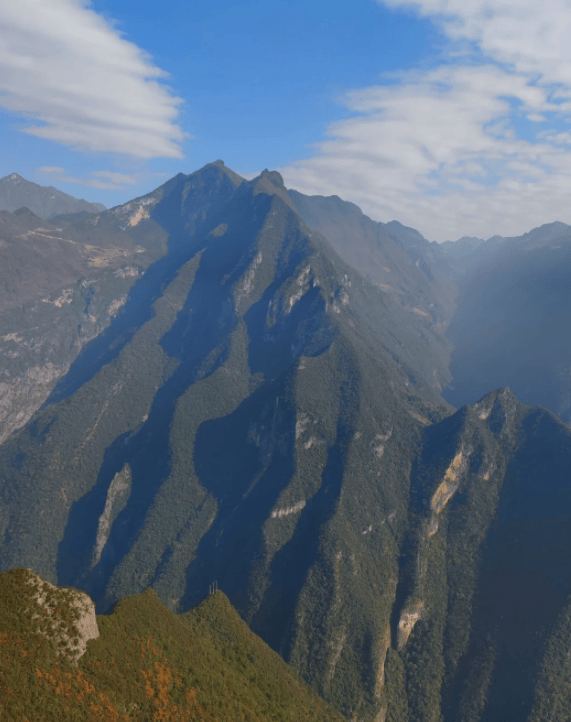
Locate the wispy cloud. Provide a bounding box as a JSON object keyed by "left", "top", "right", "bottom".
{"left": 384, "top": 0, "right": 571, "bottom": 89}
{"left": 0, "top": 0, "right": 187, "bottom": 159}
{"left": 37, "top": 166, "right": 137, "bottom": 190}
{"left": 37, "top": 166, "right": 65, "bottom": 175}
{"left": 281, "top": 1, "right": 571, "bottom": 241}
{"left": 90, "top": 171, "right": 139, "bottom": 185}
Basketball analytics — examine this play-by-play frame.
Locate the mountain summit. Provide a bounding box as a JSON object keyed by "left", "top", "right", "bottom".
{"left": 0, "top": 172, "right": 106, "bottom": 218}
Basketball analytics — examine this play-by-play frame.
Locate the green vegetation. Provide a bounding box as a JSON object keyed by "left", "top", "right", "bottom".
{"left": 0, "top": 569, "right": 344, "bottom": 722}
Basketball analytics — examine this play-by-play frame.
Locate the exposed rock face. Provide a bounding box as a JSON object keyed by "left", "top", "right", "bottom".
{"left": 374, "top": 623, "right": 391, "bottom": 696}
{"left": 93, "top": 464, "right": 132, "bottom": 567}
{"left": 25, "top": 569, "right": 99, "bottom": 663}
{"left": 397, "top": 599, "right": 424, "bottom": 650}
{"left": 0, "top": 278, "right": 132, "bottom": 443}
{"left": 0, "top": 362, "right": 64, "bottom": 443}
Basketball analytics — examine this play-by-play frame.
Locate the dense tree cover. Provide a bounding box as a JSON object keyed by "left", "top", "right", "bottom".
{"left": 0, "top": 569, "right": 343, "bottom": 722}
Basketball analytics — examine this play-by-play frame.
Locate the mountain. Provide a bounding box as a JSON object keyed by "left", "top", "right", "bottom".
{"left": 287, "top": 191, "right": 457, "bottom": 397}
{"left": 2, "top": 162, "right": 571, "bottom": 721}
{"left": 384, "top": 387, "right": 571, "bottom": 722}
{"left": 0, "top": 201, "right": 168, "bottom": 443}
{"left": 0, "top": 160, "right": 452, "bottom": 721}
{"left": 0, "top": 173, "right": 106, "bottom": 218}
{"left": 288, "top": 193, "right": 457, "bottom": 326}
{"left": 442, "top": 221, "right": 571, "bottom": 424}
{"left": 0, "top": 568, "right": 343, "bottom": 722}
{"left": 437, "top": 235, "right": 486, "bottom": 276}
{"left": 438, "top": 234, "right": 508, "bottom": 278}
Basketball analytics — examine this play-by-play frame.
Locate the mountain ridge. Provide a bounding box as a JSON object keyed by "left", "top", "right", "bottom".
{"left": 0, "top": 566, "right": 343, "bottom": 722}
{"left": 0, "top": 172, "right": 106, "bottom": 218}
{"left": 442, "top": 220, "right": 571, "bottom": 423}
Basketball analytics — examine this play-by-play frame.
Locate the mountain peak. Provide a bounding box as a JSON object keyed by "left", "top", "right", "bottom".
{"left": 0, "top": 569, "right": 344, "bottom": 722}
{"left": 469, "top": 387, "right": 522, "bottom": 436}
{"left": 472, "top": 386, "right": 519, "bottom": 411}
{"left": 250, "top": 169, "right": 287, "bottom": 196}
{"left": 259, "top": 169, "right": 284, "bottom": 186}
{"left": 195, "top": 160, "right": 244, "bottom": 188}
{"left": 13, "top": 206, "right": 41, "bottom": 219}
{"left": 0, "top": 173, "right": 106, "bottom": 218}
{"left": 249, "top": 168, "right": 298, "bottom": 213}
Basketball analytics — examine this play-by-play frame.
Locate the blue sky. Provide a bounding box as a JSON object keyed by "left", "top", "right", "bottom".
{"left": 2, "top": 0, "right": 571, "bottom": 241}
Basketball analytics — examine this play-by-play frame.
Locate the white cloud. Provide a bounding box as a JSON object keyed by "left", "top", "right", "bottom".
{"left": 90, "top": 170, "right": 138, "bottom": 184}
{"left": 381, "top": 0, "right": 571, "bottom": 91}
{"left": 538, "top": 130, "right": 571, "bottom": 145}
{"left": 0, "top": 0, "right": 187, "bottom": 159}
{"left": 281, "top": 1, "right": 571, "bottom": 241}
{"left": 526, "top": 113, "right": 547, "bottom": 122}
{"left": 36, "top": 165, "right": 137, "bottom": 190}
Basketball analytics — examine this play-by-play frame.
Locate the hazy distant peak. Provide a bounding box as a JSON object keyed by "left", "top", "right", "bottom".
{"left": 531, "top": 220, "right": 569, "bottom": 232}
{"left": 514, "top": 220, "right": 571, "bottom": 241}
{"left": 13, "top": 206, "right": 41, "bottom": 219}
{"left": 0, "top": 172, "right": 106, "bottom": 218}
{"left": 288, "top": 189, "right": 365, "bottom": 222}
{"left": 456, "top": 235, "right": 485, "bottom": 244}
{"left": 385, "top": 219, "right": 428, "bottom": 242}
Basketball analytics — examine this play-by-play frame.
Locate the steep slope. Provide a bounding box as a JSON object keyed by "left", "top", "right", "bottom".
{"left": 3, "top": 387, "right": 571, "bottom": 722}
{"left": 0, "top": 568, "right": 342, "bottom": 722}
{"left": 288, "top": 191, "right": 456, "bottom": 397}
{"left": 0, "top": 173, "right": 106, "bottom": 218}
{"left": 443, "top": 222, "right": 571, "bottom": 424}
{"left": 0, "top": 161, "right": 451, "bottom": 722}
{"left": 0, "top": 201, "right": 168, "bottom": 443}
{"left": 383, "top": 387, "right": 571, "bottom": 722}
{"left": 288, "top": 192, "right": 456, "bottom": 323}
{"left": 0, "top": 164, "right": 244, "bottom": 443}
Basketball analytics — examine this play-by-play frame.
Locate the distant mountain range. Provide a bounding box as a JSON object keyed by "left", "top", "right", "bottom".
{"left": 439, "top": 221, "right": 571, "bottom": 423}
{"left": 1, "top": 162, "right": 571, "bottom": 722}
{"left": 0, "top": 172, "right": 106, "bottom": 218}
